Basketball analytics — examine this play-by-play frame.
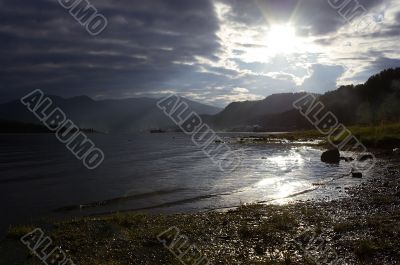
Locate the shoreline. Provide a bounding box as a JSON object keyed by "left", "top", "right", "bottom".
{"left": 1, "top": 152, "right": 399, "bottom": 264}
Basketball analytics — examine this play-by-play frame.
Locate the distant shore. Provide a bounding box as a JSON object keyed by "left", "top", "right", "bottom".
{"left": 0, "top": 119, "right": 100, "bottom": 134}
{"left": 235, "top": 122, "right": 400, "bottom": 150}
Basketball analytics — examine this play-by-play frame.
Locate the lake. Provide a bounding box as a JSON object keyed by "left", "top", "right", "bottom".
{"left": 0, "top": 132, "right": 370, "bottom": 232}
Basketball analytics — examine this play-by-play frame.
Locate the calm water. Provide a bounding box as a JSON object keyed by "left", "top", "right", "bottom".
{"left": 0, "top": 133, "right": 370, "bottom": 231}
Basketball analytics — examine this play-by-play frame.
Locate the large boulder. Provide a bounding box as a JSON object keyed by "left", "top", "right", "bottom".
{"left": 321, "top": 148, "right": 340, "bottom": 164}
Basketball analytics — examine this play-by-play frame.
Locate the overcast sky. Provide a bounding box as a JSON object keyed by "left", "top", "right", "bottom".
{"left": 1, "top": 0, "right": 399, "bottom": 106}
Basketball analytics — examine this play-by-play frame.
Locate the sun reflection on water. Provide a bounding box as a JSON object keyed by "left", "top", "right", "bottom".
{"left": 256, "top": 177, "right": 279, "bottom": 187}
{"left": 253, "top": 148, "right": 311, "bottom": 202}
{"left": 265, "top": 149, "right": 304, "bottom": 171}
{"left": 276, "top": 182, "right": 302, "bottom": 198}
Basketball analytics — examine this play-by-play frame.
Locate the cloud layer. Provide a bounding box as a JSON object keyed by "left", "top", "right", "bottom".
{"left": 0, "top": 0, "right": 399, "bottom": 106}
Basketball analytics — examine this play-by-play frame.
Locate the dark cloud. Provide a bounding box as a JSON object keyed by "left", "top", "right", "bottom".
{"left": 396, "top": 11, "right": 400, "bottom": 23}
{"left": 350, "top": 57, "right": 400, "bottom": 83}
{"left": 220, "top": 0, "right": 382, "bottom": 36}
{"left": 0, "top": 0, "right": 220, "bottom": 102}
{"left": 366, "top": 22, "right": 400, "bottom": 38}
{"left": 314, "top": 37, "right": 336, "bottom": 46}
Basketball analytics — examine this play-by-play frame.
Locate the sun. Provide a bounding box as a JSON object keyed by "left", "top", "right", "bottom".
{"left": 265, "top": 24, "right": 298, "bottom": 55}
{"left": 235, "top": 23, "right": 310, "bottom": 63}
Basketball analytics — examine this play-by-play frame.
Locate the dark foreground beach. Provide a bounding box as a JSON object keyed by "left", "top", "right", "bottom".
{"left": 1, "top": 149, "right": 400, "bottom": 265}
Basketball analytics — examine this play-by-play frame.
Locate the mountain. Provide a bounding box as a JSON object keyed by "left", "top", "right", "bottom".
{"left": 0, "top": 96, "right": 221, "bottom": 133}
{"left": 206, "top": 68, "right": 400, "bottom": 131}
{"left": 319, "top": 68, "right": 400, "bottom": 125}
{"left": 205, "top": 93, "right": 311, "bottom": 130}
{"left": 2, "top": 68, "right": 399, "bottom": 133}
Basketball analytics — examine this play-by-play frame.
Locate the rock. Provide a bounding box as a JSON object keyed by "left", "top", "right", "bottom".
{"left": 359, "top": 154, "right": 374, "bottom": 161}
{"left": 321, "top": 148, "right": 340, "bottom": 164}
{"left": 351, "top": 168, "right": 363, "bottom": 178}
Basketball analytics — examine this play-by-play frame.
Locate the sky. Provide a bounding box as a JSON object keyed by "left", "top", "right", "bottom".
{"left": 0, "top": 0, "right": 399, "bottom": 107}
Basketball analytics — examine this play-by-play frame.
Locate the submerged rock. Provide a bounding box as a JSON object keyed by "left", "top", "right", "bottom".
{"left": 321, "top": 148, "right": 340, "bottom": 164}
{"left": 351, "top": 168, "right": 363, "bottom": 178}
{"left": 352, "top": 171, "right": 363, "bottom": 178}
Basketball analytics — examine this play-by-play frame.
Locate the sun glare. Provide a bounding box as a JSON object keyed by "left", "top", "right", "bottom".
{"left": 265, "top": 24, "right": 297, "bottom": 54}
{"left": 242, "top": 24, "right": 304, "bottom": 62}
